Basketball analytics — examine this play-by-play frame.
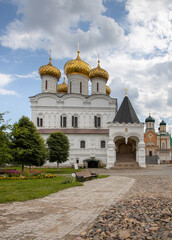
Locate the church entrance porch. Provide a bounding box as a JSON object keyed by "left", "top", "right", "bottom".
{"left": 115, "top": 137, "right": 136, "bottom": 163}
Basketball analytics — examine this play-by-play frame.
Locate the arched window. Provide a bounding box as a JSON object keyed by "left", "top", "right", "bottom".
{"left": 94, "top": 116, "right": 101, "bottom": 128}
{"left": 162, "top": 142, "right": 165, "bottom": 149}
{"left": 45, "top": 80, "right": 48, "bottom": 90}
{"left": 80, "top": 82, "right": 82, "bottom": 94}
{"left": 101, "top": 141, "right": 106, "bottom": 148}
{"left": 60, "top": 115, "right": 67, "bottom": 127}
{"left": 37, "top": 117, "right": 43, "bottom": 127}
{"left": 72, "top": 116, "right": 78, "bottom": 128}
{"left": 80, "top": 141, "right": 85, "bottom": 148}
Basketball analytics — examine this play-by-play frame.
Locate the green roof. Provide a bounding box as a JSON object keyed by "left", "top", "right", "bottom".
{"left": 160, "top": 120, "right": 166, "bottom": 125}
{"left": 145, "top": 115, "right": 155, "bottom": 123}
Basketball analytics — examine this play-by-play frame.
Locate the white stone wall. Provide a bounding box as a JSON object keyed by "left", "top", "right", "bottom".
{"left": 30, "top": 93, "right": 117, "bottom": 129}
{"left": 107, "top": 122, "right": 146, "bottom": 168}
{"left": 41, "top": 75, "right": 58, "bottom": 93}
{"left": 41, "top": 133, "right": 108, "bottom": 166}
{"left": 92, "top": 78, "right": 106, "bottom": 94}
{"left": 67, "top": 74, "right": 89, "bottom": 95}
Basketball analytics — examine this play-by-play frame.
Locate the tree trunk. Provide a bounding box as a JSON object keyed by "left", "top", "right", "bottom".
{"left": 57, "top": 162, "right": 59, "bottom": 172}
{"left": 22, "top": 163, "right": 24, "bottom": 172}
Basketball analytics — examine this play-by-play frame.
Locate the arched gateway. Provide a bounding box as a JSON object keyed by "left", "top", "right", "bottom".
{"left": 115, "top": 136, "right": 137, "bottom": 162}
{"left": 107, "top": 92, "right": 146, "bottom": 168}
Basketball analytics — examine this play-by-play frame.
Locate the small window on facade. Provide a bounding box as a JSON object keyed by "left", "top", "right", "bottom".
{"left": 40, "top": 118, "right": 43, "bottom": 127}
{"left": 162, "top": 142, "right": 165, "bottom": 149}
{"left": 97, "top": 82, "right": 99, "bottom": 92}
{"left": 76, "top": 159, "right": 79, "bottom": 164}
{"left": 80, "top": 82, "right": 82, "bottom": 94}
{"left": 80, "top": 141, "right": 85, "bottom": 148}
{"left": 97, "top": 117, "right": 101, "bottom": 127}
{"left": 101, "top": 141, "right": 106, "bottom": 148}
{"left": 37, "top": 117, "right": 43, "bottom": 127}
{"left": 70, "top": 81, "right": 72, "bottom": 93}
{"left": 60, "top": 116, "right": 67, "bottom": 127}
{"left": 72, "top": 116, "right": 78, "bottom": 128}
{"left": 149, "top": 151, "right": 152, "bottom": 156}
{"left": 45, "top": 80, "right": 48, "bottom": 90}
{"left": 94, "top": 116, "right": 101, "bottom": 128}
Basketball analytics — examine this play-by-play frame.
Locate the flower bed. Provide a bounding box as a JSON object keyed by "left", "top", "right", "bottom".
{"left": 0, "top": 169, "right": 56, "bottom": 180}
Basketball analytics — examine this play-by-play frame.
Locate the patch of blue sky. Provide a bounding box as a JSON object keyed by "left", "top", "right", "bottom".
{"left": 103, "top": 0, "right": 128, "bottom": 26}
{"left": 0, "top": 1, "right": 18, "bottom": 34}
{"left": 70, "top": 20, "right": 91, "bottom": 33}
{"left": 129, "top": 48, "right": 168, "bottom": 60}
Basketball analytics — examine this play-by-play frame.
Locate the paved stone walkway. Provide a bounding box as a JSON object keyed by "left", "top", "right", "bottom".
{"left": 0, "top": 176, "right": 135, "bottom": 240}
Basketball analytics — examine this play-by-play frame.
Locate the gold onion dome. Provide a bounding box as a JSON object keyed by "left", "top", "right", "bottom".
{"left": 89, "top": 60, "right": 109, "bottom": 81}
{"left": 39, "top": 57, "right": 61, "bottom": 79}
{"left": 57, "top": 77, "right": 68, "bottom": 94}
{"left": 64, "top": 50, "right": 91, "bottom": 77}
{"left": 106, "top": 85, "right": 111, "bottom": 95}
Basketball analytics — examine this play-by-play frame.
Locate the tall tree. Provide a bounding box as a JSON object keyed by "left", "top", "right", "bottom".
{"left": 0, "top": 113, "right": 13, "bottom": 166}
{"left": 11, "top": 116, "right": 47, "bottom": 171}
{"left": 47, "top": 132, "right": 69, "bottom": 171}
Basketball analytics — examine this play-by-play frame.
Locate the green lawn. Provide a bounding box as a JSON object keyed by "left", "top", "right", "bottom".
{"left": 0, "top": 176, "right": 82, "bottom": 203}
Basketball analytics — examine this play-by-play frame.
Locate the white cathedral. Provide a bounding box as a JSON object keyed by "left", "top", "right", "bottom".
{"left": 30, "top": 49, "right": 146, "bottom": 168}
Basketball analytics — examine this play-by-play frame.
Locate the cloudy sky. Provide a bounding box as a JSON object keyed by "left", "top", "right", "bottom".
{"left": 0, "top": 0, "right": 171, "bottom": 132}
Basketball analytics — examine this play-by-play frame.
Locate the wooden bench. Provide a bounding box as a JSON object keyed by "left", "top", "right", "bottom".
{"left": 0, "top": 169, "right": 16, "bottom": 174}
{"left": 75, "top": 170, "right": 98, "bottom": 182}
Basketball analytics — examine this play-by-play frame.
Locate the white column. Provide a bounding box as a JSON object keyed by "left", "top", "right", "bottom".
{"left": 106, "top": 138, "right": 115, "bottom": 168}
{"left": 138, "top": 140, "right": 146, "bottom": 168}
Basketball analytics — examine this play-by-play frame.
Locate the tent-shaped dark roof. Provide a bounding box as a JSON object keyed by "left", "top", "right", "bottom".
{"left": 113, "top": 96, "right": 140, "bottom": 124}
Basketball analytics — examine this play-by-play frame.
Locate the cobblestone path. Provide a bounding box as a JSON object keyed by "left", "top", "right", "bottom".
{"left": 0, "top": 176, "right": 135, "bottom": 240}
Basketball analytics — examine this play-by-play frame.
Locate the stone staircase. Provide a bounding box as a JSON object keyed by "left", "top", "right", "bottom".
{"left": 114, "top": 161, "right": 140, "bottom": 169}
{"left": 113, "top": 153, "right": 140, "bottom": 169}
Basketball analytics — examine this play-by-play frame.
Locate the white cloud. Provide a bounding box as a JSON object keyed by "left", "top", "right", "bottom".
{"left": 0, "top": 0, "right": 125, "bottom": 58}
{"left": 0, "top": 89, "right": 18, "bottom": 95}
{"left": 0, "top": 73, "right": 13, "bottom": 87}
{"left": 15, "top": 71, "right": 39, "bottom": 79}
{"left": 125, "top": 0, "right": 170, "bottom": 55}
{"left": 0, "top": 0, "right": 171, "bottom": 127}
{"left": 0, "top": 73, "right": 18, "bottom": 95}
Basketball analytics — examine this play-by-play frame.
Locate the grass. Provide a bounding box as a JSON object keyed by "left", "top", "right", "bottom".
{"left": 98, "top": 174, "right": 109, "bottom": 179}
{"left": 0, "top": 174, "right": 110, "bottom": 204}
{"left": 0, "top": 176, "right": 82, "bottom": 203}
{"left": 4, "top": 166, "right": 82, "bottom": 174}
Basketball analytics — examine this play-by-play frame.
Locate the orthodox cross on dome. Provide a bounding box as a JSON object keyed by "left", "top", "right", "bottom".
{"left": 125, "top": 88, "right": 128, "bottom": 96}
{"left": 76, "top": 42, "right": 81, "bottom": 60}
{"left": 98, "top": 53, "right": 100, "bottom": 61}
{"left": 77, "top": 42, "right": 80, "bottom": 53}
{"left": 98, "top": 53, "right": 100, "bottom": 66}
{"left": 49, "top": 49, "right": 52, "bottom": 64}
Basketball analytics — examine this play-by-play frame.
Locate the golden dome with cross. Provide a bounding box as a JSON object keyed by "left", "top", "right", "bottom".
{"left": 39, "top": 51, "right": 61, "bottom": 79}
{"left": 64, "top": 45, "right": 91, "bottom": 78}
{"left": 89, "top": 59, "right": 109, "bottom": 81}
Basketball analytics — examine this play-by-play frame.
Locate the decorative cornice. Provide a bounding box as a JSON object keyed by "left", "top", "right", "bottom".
{"left": 38, "top": 128, "right": 109, "bottom": 134}
{"left": 108, "top": 122, "right": 144, "bottom": 127}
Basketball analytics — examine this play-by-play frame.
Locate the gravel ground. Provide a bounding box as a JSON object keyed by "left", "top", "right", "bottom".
{"left": 78, "top": 175, "right": 172, "bottom": 240}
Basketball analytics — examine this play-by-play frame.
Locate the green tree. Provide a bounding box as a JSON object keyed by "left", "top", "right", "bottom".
{"left": 11, "top": 116, "right": 48, "bottom": 171}
{"left": 47, "top": 132, "right": 69, "bottom": 171}
{"left": 0, "top": 113, "right": 13, "bottom": 166}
